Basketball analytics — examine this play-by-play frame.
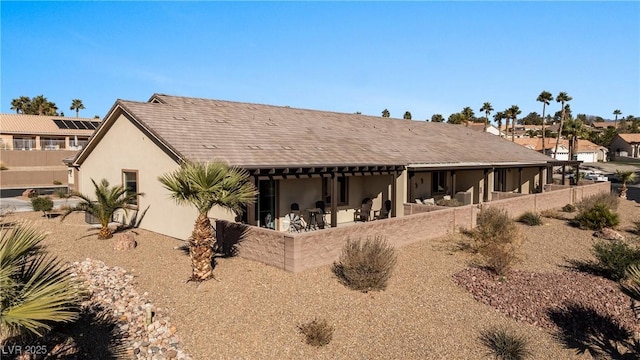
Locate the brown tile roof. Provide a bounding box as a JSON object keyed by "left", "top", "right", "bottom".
{"left": 513, "top": 138, "right": 604, "bottom": 152}
{"left": 591, "top": 121, "right": 616, "bottom": 129}
{"left": 79, "top": 94, "right": 556, "bottom": 168}
{"left": 618, "top": 134, "right": 640, "bottom": 143}
{"left": 0, "top": 114, "right": 101, "bottom": 136}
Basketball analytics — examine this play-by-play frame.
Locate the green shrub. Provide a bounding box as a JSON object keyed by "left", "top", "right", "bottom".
{"left": 473, "top": 208, "right": 522, "bottom": 275}
{"left": 31, "top": 196, "right": 54, "bottom": 216}
{"left": 436, "top": 198, "right": 462, "bottom": 207}
{"left": 573, "top": 203, "right": 620, "bottom": 230}
{"left": 592, "top": 241, "right": 640, "bottom": 281}
{"left": 480, "top": 326, "right": 532, "bottom": 360}
{"left": 54, "top": 188, "right": 70, "bottom": 199}
{"left": 576, "top": 192, "right": 619, "bottom": 213}
{"left": 517, "top": 211, "right": 543, "bottom": 226}
{"left": 52, "top": 180, "right": 62, "bottom": 185}
{"left": 561, "top": 204, "right": 576, "bottom": 213}
{"left": 332, "top": 236, "right": 397, "bottom": 292}
{"left": 297, "top": 318, "right": 334, "bottom": 347}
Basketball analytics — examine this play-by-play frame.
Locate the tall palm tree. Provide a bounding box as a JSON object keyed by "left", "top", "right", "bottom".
{"left": 494, "top": 111, "right": 505, "bottom": 137}
{"left": 615, "top": 170, "right": 637, "bottom": 199}
{"left": 461, "top": 106, "right": 475, "bottom": 127}
{"left": 479, "top": 102, "right": 493, "bottom": 132}
{"left": 537, "top": 91, "right": 553, "bottom": 153}
{"left": 158, "top": 161, "right": 258, "bottom": 281}
{"left": 403, "top": 111, "right": 412, "bottom": 120}
{"left": 553, "top": 92, "right": 572, "bottom": 159}
{"left": 70, "top": 99, "right": 85, "bottom": 118}
{"left": 10, "top": 96, "right": 30, "bottom": 114}
{"left": 61, "top": 179, "right": 143, "bottom": 239}
{"left": 613, "top": 109, "right": 622, "bottom": 129}
{"left": 381, "top": 109, "right": 390, "bottom": 118}
{"left": 564, "top": 118, "right": 588, "bottom": 160}
{"left": 506, "top": 105, "right": 521, "bottom": 142}
{"left": 0, "top": 224, "right": 81, "bottom": 340}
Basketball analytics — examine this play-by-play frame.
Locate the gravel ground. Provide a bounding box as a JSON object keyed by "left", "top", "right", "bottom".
{"left": 4, "top": 199, "right": 640, "bottom": 359}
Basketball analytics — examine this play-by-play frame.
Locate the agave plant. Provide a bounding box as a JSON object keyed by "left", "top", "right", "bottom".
{"left": 61, "top": 179, "right": 143, "bottom": 239}
{"left": 0, "top": 224, "right": 81, "bottom": 341}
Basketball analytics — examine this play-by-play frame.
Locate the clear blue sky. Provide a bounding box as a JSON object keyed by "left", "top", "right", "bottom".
{"left": 2, "top": 1, "right": 639, "bottom": 122}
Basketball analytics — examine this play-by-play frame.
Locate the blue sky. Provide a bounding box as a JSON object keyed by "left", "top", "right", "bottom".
{"left": 2, "top": 1, "right": 639, "bottom": 122}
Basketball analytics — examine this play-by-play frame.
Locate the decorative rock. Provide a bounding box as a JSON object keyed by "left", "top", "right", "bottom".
{"left": 22, "top": 189, "right": 37, "bottom": 198}
{"left": 593, "top": 227, "right": 624, "bottom": 241}
{"left": 113, "top": 232, "right": 138, "bottom": 250}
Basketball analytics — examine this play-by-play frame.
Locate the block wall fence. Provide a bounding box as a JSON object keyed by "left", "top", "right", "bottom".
{"left": 216, "top": 182, "right": 611, "bottom": 273}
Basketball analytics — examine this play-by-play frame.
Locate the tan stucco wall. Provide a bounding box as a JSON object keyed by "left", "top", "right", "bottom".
{"left": 78, "top": 114, "right": 234, "bottom": 240}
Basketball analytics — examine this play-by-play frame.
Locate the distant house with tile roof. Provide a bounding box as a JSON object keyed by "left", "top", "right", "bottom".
{"left": 71, "top": 94, "right": 563, "bottom": 240}
{"left": 610, "top": 133, "right": 640, "bottom": 158}
{"left": 512, "top": 138, "right": 607, "bottom": 163}
{"left": 463, "top": 122, "right": 502, "bottom": 136}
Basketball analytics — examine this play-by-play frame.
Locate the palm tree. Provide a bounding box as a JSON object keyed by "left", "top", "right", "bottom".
{"left": 381, "top": 109, "right": 390, "bottom": 118}
{"left": 494, "top": 111, "right": 505, "bottom": 137}
{"left": 70, "top": 99, "right": 85, "bottom": 118}
{"left": 10, "top": 96, "right": 30, "bottom": 114}
{"left": 158, "top": 161, "right": 258, "bottom": 281}
{"left": 61, "top": 179, "right": 143, "bottom": 239}
{"left": 403, "top": 111, "right": 412, "bottom": 120}
{"left": 506, "top": 105, "right": 521, "bottom": 142}
{"left": 537, "top": 91, "right": 553, "bottom": 153}
{"left": 613, "top": 109, "right": 622, "bottom": 130}
{"left": 431, "top": 114, "right": 444, "bottom": 122}
{"left": 615, "top": 170, "right": 637, "bottom": 199}
{"left": 479, "top": 102, "right": 493, "bottom": 132}
{"left": 553, "top": 92, "right": 572, "bottom": 159}
{"left": 0, "top": 224, "right": 81, "bottom": 340}
{"left": 564, "top": 118, "right": 588, "bottom": 160}
{"left": 461, "top": 106, "right": 475, "bottom": 126}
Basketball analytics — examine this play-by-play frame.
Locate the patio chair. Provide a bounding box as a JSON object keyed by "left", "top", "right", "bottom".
{"left": 374, "top": 200, "right": 392, "bottom": 220}
{"left": 315, "top": 200, "right": 326, "bottom": 229}
{"left": 354, "top": 198, "right": 372, "bottom": 222}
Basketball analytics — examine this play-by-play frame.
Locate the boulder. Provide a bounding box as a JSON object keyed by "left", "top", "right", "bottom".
{"left": 22, "top": 189, "right": 37, "bottom": 198}
{"left": 113, "top": 232, "right": 137, "bottom": 250}
{"left": 593, "top": 228, "right": 624, "bottom": 241}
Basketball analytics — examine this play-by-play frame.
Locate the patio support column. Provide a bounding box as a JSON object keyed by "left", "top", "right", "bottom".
{"left": 518, "top": 167, "right": 523, "bottom": 193}
{"left": 391, "top": 171, "right": 397, "bottom": 217}
{"left": 450, "top": 171, "right": 457, "bottom": 197}
{"left": 247, "top": 176, "right": 257, "bottom": 225}
{"left": 408, "top": 171, "right": 414, "bottom": 202}
{"left": 538, "top": 167, "right": 544, "bottom": 193}
{"left": 330, "top": 174, "right": 338, "bottom": 227}
{"left": 561, "top": 164, "right": 566, "bottom": 185}
{"left": 483, "top": 169, "right": 489, "bottom": 202}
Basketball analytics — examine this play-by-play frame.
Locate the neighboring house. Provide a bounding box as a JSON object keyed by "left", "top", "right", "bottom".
{"left": 590, "top": 121, "right": 617, "bottom": 133}
{"left": 71, "top": 94, "right": 562, "bottom": 240}
{"left": 610, "top": 134, "right": 640, "bottom": 158}
{"left": 464, "top": 123, "right": 502, "bottom": 136}
{"left": 0, "top": 114, "right": 100, "bottom": 151}
{"left": 0, "top": 114, "right": 101, "bottom": 188}
{"left": 499, "top": 123, "right": 560, "bottom": 139}
{"left": 513, "top": 138, "right": 607, "bottom": 163}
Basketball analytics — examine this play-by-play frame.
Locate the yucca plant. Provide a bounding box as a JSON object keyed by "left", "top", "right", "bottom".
{"left": 480, "top": 326, "right": 532, "bottom": 360}
{"left": 0, "top": 224, "right": 81, "bottom": 342}
{"left": 61, "top": 179, "right": 143, "bottom": 239}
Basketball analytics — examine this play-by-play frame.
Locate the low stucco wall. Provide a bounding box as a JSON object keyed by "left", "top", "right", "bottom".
{"left": 218, "top": 182, "right": 611, "bottom": 273}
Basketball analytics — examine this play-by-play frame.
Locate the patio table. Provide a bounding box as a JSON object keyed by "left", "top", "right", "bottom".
{"left": 305, "top": 208, "right": 322, "bottom": 230}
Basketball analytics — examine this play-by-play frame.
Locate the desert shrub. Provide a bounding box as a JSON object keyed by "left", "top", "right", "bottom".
{"left": 633, "top": 220, "right": 640, "bottom": 235}
{"left": 561, "top": 204, "right": 576, "bottom": 213}
{"left": 480, "top": 326, "right": 532, "bottom": 360}
{"left": 517, "top": 211, "right": 543, "bottom": 226}
{"left": 573, "top": 203, "right": 620, "bottom": 230}
{"left": 436, "top": 198, "right": 462, "bottom": 207}
{"left": 54, "top": 188, "right": 70, "bottom": 199}
{"left": 592, "top": 241, "right": 640, "bottom": 281}
{"left": 297, "top": 318, "right": 334, "bottom": 347}
{"left": 472, "top": 208, "right": 522, "bottom": 275}
{"left": 31, "top": 196, "right": 54, "bottom": 216}
{"left": 576, "top": 192, "right": 619, "bottom": 213}
{"left": 332, "top": 236, "right": 397, "bottom": 292}
{"left": 52, "top": 180, "right": 62, "bottom": 185}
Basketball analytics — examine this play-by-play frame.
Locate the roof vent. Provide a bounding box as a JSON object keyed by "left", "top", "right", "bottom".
{"left": 173, "top": 116, "right": 187, "bottom": 120}
{"left": 202, "top": 144, "right": 218, "bottom": 149}
{"left": 247, "top": 145, "right": 262, "bottom": 150}
{"left": 215, "top": 119, "right": 228, "bottom": 123}
{"left": 315, "top": 146, "right": 326, "bottom": 151}
{"left": 281, "top": 145, "right": 294, "bottom": 150}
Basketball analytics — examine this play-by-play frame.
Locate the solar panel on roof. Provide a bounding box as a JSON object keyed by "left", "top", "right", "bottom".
{"left": 53, "top": 119, "right": 67, "bottom": 129}
{"left": 90, "top": 122, "right": 100, "bottom": 129}
{"left": 62, "top": 120, "right": 78, "bottom": 129}
{"left": 73, "top": 121, "right": 88, "bottom": 129}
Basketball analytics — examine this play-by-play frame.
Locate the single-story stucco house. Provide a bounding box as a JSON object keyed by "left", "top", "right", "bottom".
{"left": 610, "top": 134, "right": 640, "bottom": 158}
{"left": 70, "top": 94, "right": 567, "bottom": 241}
{"left": 513, "top": 138, "right": 607, "bottom": 163}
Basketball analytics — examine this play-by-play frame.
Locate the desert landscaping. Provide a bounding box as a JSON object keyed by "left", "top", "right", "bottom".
{"left": 2, "top": 196, "right": 640, "bottom": 359}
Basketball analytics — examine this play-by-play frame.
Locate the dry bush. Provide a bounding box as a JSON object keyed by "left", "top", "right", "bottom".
{"left": 480, "top": 326, "right": 532, "bottom": 360}
{"left": 517, "top": 211, "right": 543, "bottom": 226}
{"left": 472, "top": 207, "right": 522, "bottom": 275}
{"left": 297, "top": 318, "right": 334, "bottom": 347}
{"left": 332, "top": 236, "right": 397, "bottom": 292}
{"left": 576, "top": 192, "right": 619, "bottom": 212}
{"left": 540, "top": 209, "right": 564, "bottom": 220}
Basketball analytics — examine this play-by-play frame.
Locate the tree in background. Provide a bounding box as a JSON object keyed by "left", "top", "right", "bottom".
{"left": 381, "top": 109, "right": 390, "bottom": 118}
{"left": 521, "top": 112, "right": 542, "bottom": 126}
{"left": 403, "top": 111, "right": 412, "bottom": 120}
{"left": 553, "top": 92, "right": 572, "bottom": 159}
{"left": 70, "top": 99, "right": 85, "bottom": 118}
{"left": 564, "top": 118, "right": 588, "bottom": 160}
{"left": 431, "top": 114, "right": 444, "bottom": 123}
{"left": 613, "top": 109, "right": 622, "bottom": 129}
{"left": 10, "top": 96, "right": 30, "bottom": 114}
{"left": 537, "top": 90, "right": 553, "bottom": 152}
{"left": 479, "top": 102, "right": 493, "bottom": 132}
{"left": 493, "top": 111, "right": 506, "bottom": 135}
{"left": 10, "top": 95, "right": 58, "bottom": 116}
{"left": 447, "top": 112, "right": 465, "bottom": 125}
{"left": 461, "top": 106, "right": 475, "bottom": 126}
{"left": 506, "top": 105, "right": 521, "bottom": 142}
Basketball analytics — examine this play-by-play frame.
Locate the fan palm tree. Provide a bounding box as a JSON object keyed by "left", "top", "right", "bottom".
{"left": 10, "top": 96, "right": 30, "bottom": 114}
{"left": 403, "top": 111, "right": 412, "bottom": 120}
{"left": 615, "top": 170, "right": 637, "bottom": 199}
{"left": 381, "top": 109, "right": 390, "bottom": 118}
{"left": 506, "top": 105, "right": 521, "bottom": 142}
{"left": 553, "top": 92, "right": 572, "bottom": 159}
{"left": 461, "top": 106, "right": 475, "bottom": 127}
{"left": 494, "top": 111, "right": 506, "bottom": 137}
{"left": 61, "top": 179, "right": 143, "bottom": 239}
{"left": 480, "top": 102, "right": 493, "bottom": 132}
{"left": 70, "top": 99, "right": 85, "bottom": 118}
{"left": 613, "top": 109, "right": 622, "bottom": 129}
{"left": 158, "top": 161, "right": 258, "bottom": 281}
{"left": 537, "top": 91, "right": 553, "bottom": 153}
{"left": 0, "top": 224, "right": 81, "bottom": 341}
{"left": 564, "top": 118, "right": 588, "bottom": 160}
